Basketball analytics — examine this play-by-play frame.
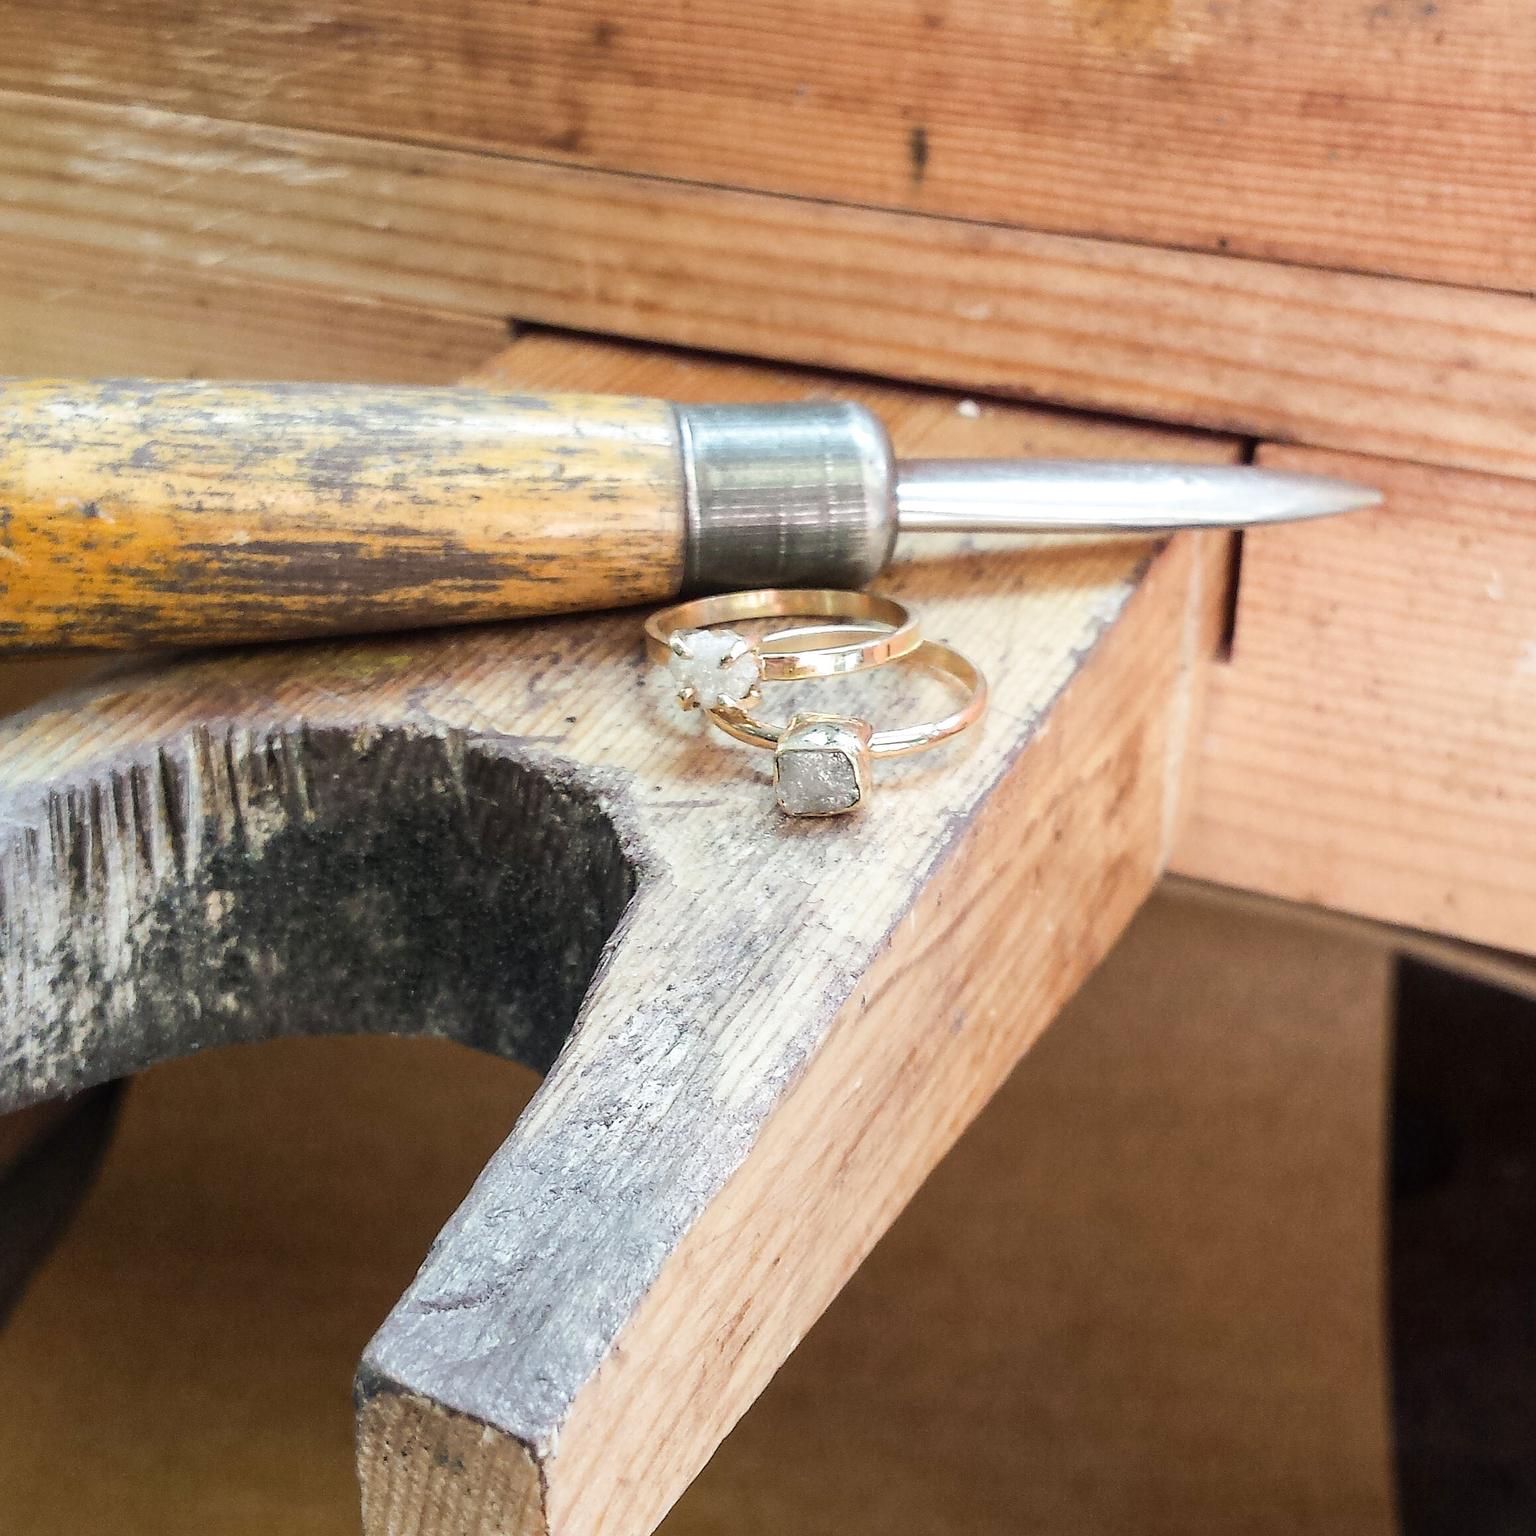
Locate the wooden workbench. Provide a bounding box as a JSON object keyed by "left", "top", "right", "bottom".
{"left": 0, "top": 3, "right": 1530, "bottom": 1531}
{"left": 6, "top": 0, "right": 1533, "bottom": 955}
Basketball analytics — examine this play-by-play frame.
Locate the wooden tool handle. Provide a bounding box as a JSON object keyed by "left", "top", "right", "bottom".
{"left": 0, "top": 381, "right": 688, "bottom": 649}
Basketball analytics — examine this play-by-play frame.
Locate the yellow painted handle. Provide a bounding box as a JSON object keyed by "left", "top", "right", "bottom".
{"left": 0, "top": 381, "right": 688, "bottom": 649}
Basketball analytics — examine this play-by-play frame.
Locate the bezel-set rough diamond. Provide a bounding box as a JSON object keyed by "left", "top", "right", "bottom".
{"left": 666, "top": 627, "right": 763, "bottom": 711}
{"left": 773, "top": 713, "right": 873, "bottom": 817}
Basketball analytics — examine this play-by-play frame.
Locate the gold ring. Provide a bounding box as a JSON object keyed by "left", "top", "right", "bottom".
{"left": 645, "top": 588, "right": 920, "bottom": 713}
{"left": 707, "top": 640, "right": 987, "bottom": 818}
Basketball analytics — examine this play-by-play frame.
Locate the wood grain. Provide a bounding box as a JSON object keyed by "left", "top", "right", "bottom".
{"left": 0, "top": 335, "right": 1230, "bottom": 1535}
{"left": 521, "top": 535, "right": 1212, "bottom": 1536}
{"left": 1, "top": 0, "right": 1531, "bottom": 292}
{"left": 0, "top": 381, "right": 686, "bottom": 648}
{"left": 6, "top": 91, "right": 1536, "bottom": 478}
{"left": 0, "top": 234, "right": 508, "bottom": 383}
{"left": 1174, "top": 447, "right": 1536, "bottom": 955}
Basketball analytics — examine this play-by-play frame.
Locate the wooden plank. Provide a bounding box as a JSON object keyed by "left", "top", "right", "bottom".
{"left": 6, "top": 91, "right": 1536, "bottom": 478}
{"left": 0, "top": 234, "right": 507, "bottom": 382}
{"left": 0, "top": 334, "right": 1228, "bottom": 1535}
{"left": 1174, "top": 447, "right": 1536, "bottom": 955}
{"left": 1, "top": 0, "right": 1532, "bottom": 293}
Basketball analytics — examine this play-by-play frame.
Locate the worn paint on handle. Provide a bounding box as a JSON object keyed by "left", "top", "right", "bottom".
{"left": 0, "top": 381, "right": 688, "bottom": 649}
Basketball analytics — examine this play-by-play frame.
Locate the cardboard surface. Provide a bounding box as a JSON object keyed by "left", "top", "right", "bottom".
{"left": 0, "top": 891, "right": 1394, "bottom": 1533}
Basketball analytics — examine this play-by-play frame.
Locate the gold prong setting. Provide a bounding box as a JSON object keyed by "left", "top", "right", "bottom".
{"left": 665, "top": 626, "right": 764, "bottom": 712}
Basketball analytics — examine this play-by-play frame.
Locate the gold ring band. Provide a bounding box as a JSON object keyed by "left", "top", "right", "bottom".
{"left": 645, "top": 588, "right": 920, "bottom": 713}
{"left": 707, "top": 641, "right": 986, "bottom": 760}
{"left": 707, "top": 640, "right": 988, "bottom": 817}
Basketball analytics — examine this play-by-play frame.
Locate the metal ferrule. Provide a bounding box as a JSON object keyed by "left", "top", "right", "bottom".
{"left": 676, "top": 402, "right": 898, "bottom": 592}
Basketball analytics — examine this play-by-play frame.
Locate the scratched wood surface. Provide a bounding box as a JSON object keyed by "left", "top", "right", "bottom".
{"left": 0, "top": 0, "right": 1529, "bottom": 294}
{"left": 1175, "top": 447, "right": 1536, "bottom": 956}
{"left": 5, "top": 90, "right": 1536, "bottom": 479}
{"left": 0, "top": 336, "right": 1230, "bottom": 1535}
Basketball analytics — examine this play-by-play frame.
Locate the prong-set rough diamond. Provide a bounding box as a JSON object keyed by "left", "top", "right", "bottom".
{"left": 666, "top": 627, "right": 764, "bottom": 711}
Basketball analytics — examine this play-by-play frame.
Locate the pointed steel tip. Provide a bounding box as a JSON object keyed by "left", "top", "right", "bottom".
{"left": 1252, "top": 470, "right": 1383, "bottom": 523}
{"left": 891, "top": 459, "right": 1383, "bottom": 535}
{"left": 1328, "top": 480, "right": 1385, "bottom": 512}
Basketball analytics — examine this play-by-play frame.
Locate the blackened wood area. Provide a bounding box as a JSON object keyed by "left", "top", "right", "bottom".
{"left": 0, "top": 727, "right": 635, "bottom": 1111}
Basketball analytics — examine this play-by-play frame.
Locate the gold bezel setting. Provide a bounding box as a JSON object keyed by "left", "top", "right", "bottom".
{"left": 772, "top": 714, "right": 874, "bottom": 818}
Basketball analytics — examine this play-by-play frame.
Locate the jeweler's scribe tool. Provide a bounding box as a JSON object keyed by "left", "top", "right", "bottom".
{"left": 0, "top": 382, "right": 1380, "bottom": 650}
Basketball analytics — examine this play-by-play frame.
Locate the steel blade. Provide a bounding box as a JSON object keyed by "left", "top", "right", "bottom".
{"left": 894, "top": 460, "right": 1381, "bottom": 534}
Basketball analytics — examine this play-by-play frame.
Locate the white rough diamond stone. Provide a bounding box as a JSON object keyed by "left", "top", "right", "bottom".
{"left": 667, "top": 628, "right": 760, "bottom": 708}
{"left": 776, "top": 748, "right": 860, "bottom": 816}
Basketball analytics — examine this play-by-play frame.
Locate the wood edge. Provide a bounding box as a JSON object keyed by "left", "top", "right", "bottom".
{"left": 355, "top": 1369, "right": 548, "bottom": 1536}
{"left": 1157, "top": 528, "right": 1234, "bottom": 864}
